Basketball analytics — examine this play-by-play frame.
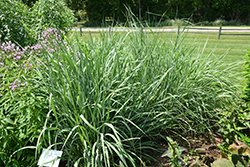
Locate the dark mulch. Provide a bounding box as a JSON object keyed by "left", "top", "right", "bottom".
{"left": 147, "top": 133, "right": 224, "bottom": 167}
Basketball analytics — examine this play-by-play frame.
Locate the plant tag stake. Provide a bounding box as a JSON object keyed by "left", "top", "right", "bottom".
{"left": 37, "top": 149, "right": 63, "bottom": 167}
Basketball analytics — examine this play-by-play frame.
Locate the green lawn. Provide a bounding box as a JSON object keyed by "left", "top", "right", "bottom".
{"left": 183, "top": 33, "right": 248, "bottom": 87}
{"left": 73, "top": 31, "right": 249, "bottom": 86}
{"left": 184, "top": 33, "right": 248, "bottom": 64}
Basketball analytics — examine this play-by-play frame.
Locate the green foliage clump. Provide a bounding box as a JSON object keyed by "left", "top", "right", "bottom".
{"left": 0, "top": 34, "right": 49, "bottom": 166}
{"left": 32, "top": 0, "right": 76, "bottom": 36}
{"left": 0, "top": 0, "right": 35, "bottom": 47}
{"left": 242, "top": 49, "right": 250, "bottom": 105}
{"left": 0, "top": 0, "right": 75, "bottom": 47}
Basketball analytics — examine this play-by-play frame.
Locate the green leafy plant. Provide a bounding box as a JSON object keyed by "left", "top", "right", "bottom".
{"left": 161, "top": 137, "right": 187, "bottom": 167}
{"left": 31, "top": 0, "right": 76, "bottom": 37}
{"left": 217, "top": 108, "right": 250, "bottom": 145}
{"left": 0, "top": 0, "right": 75, "bottom": 48}
{"left": 242, "top": 49, "right": 250, "bottom": 106}
{"left": 0, "top": 31, "right": 53, "bottom": 165}
{"left": 212, "top": 158, "right": 234, "bottom": 167}
{"left": 228, "top": 141, "right": 250, "bottom": 166}
{"left": 188, "top": 141, "right": 250, "bottom": 167}
{"left": 212, "top": 141, "right": 250, "bottom": 167}
{"left": 236, "top": 131, "right": 250, "bottom": 147}
{"left": 0, "top": 0, "right": 35, "bottom": 47}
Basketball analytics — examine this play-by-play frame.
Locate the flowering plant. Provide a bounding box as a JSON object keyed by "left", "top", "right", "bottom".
{"left": 0, "top": 28, "right": 65, "bottom": 165}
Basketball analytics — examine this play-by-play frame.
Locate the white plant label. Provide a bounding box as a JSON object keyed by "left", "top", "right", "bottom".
{"left": 37, "top": 149, "right": 63, "bottom": 167}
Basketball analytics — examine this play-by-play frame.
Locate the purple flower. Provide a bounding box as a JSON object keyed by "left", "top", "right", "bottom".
{"left": 9, "top": 85, "right": 17, "bottom": 90}
{"left": 49, "top": 49, "right": 54, "bottom": 52}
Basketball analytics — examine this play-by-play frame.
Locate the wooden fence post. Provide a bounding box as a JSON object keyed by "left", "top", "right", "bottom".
{"left": 218, "top": 26, "right": 222, "bottom": 39}
{"left": 80, "top": 26, "right": 82, "bottom": 37}
{"left": 109, "top": 25, "right": 111, "bottom": 38}
{"left": 177, "top": 25, "right": 180, "bottom": 38}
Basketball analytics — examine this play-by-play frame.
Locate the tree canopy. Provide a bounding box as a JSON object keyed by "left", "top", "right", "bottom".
{"left": 23, "top": 0, "right": 250, "bottom": 23}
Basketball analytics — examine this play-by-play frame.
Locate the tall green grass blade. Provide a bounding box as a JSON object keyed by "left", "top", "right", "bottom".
{"left": 30, "top": 22, "right": 240, "bottom": 166}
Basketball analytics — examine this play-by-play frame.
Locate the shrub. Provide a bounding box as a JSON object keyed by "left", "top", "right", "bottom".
{"left": 0, "top": 0, "right": 35, "bottom": 47}
{"left": 31, "top": 0, "right": 76, "bottom": 36}
{"left": 0, "top": 0, "right": 75, "bottom": 48}
{"left": 242, "top": 49, "right": 250, "bottom": 104}
{"left": 212, "top": 19, "right": 227, "bottom": 26}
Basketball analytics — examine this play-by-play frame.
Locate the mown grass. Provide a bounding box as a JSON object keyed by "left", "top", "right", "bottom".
{"left": 184, "top": 33, "right": 248, "bottom": 87}
{"left": 74, "top": 30, "right": 249, "bottom": 87}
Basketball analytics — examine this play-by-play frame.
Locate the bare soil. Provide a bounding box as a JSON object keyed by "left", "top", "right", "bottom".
{"left": 148, "top": 134, "right": 224, "bottom": 167}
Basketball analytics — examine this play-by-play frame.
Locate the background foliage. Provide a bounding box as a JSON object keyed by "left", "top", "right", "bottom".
{"left": 242, "top": 50, "right": 250, "bottom": 105}
{"left": 32, "top": 0, "right": 76, "bottom": 36}
{"left": 62, "top": 0, "right": 250, "bottom": 24}
{"left": 0, "top": 0, "right": 35, "bottom": 47}
{"left": 0, "top": 0, "right": 75, "bottom": 47}
{"left": 14, "top": 0, "right": 250, "bottom": 25}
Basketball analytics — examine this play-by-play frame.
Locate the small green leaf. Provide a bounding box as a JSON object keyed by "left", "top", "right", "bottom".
{"left": 190, "top": 158, "right": 203, "bottom": 167}
{"left": 178, "top": 146, "right": 187, "bottom": 153}
{"left": 119, "top": 161, "right": 125, "bottom": 167}
{"left": 3, "top": 118, "right": 15, "bottom": 125}
{"left": 161, "top": 149, "right": 173, "bottom": 158}
{"left": 236, "top": 160, "right": 247, "bottom": 167}
{"left": 212, "top": 158, "right": 234, "bottom": 167}
{"left": 195, "top": 148, "right": 206, "bottom": 154}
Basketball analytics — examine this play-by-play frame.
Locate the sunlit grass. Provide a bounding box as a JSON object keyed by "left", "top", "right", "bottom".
{"left": 184, "top": 33, "right": 248, "bottom": 87}
{"left": 72, "top": 30, "right": 248, "bottom": 87}
{"left": 74, "top": 31, "right": 249, "bottom": 64}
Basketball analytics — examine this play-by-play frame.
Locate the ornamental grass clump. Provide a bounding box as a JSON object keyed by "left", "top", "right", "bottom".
{"left": 33, "top": 26, "right": 239, "bottom": 166}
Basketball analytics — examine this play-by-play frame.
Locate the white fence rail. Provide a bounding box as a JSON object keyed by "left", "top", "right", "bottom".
{"left": 77, "top": 26, "right": 250, "bottom": 39}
